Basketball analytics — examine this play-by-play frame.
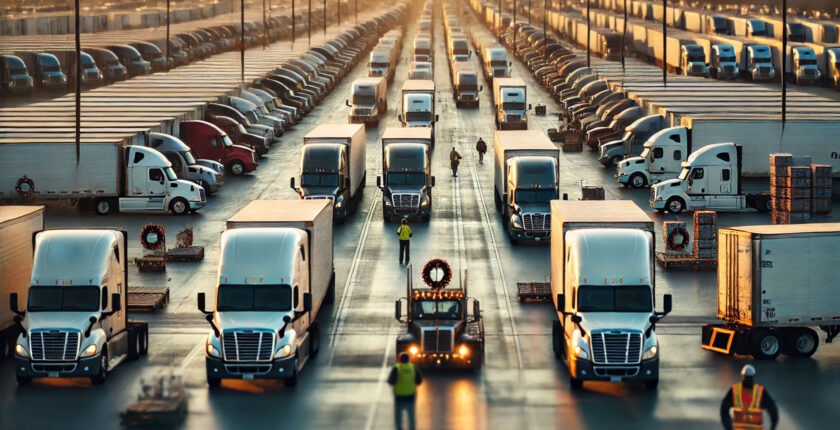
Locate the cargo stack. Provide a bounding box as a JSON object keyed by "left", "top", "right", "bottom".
{"left": 692, "top": 211, "right": 717, "bottom": 259}
{"left": 769, "top": 153, "right": 792, "bottom": 224}
{"left": 770, "top": 154, "right": 815, "bottom": 224}
{"left": 811, "top": 164, "right": 833, "bottom": 217}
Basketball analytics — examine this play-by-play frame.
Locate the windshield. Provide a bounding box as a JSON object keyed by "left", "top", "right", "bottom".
{"left": 164, "top": 167, "right": 178, "bottom": 181}
{"left": 577, "top": 285, "right": 652, "bottom": 312}
{"left": 222, "top": 135, "right": 234, "bottom": 147}
{"left": 412, "top": 300, "right": 461, "bottom": 319}
{"left": 9, "top": 68, "right": 27, "bottom": 75}
{"left": 799, "top": 59, "right": 817, "bottom": 66}
{"left": 720, "top": 56, "right": 736, "bottom": 63}
{"left": 370, "top": 62, "right": 388, "bottom": 68}
{"left": 182, "top": 151, "right": 197, "bottom": 165}
{"left": 353, "top": 94, "right": 376, "bottom": 105}
{"left": 217, "top": 284, "right": 292, "bottom": 311}
{"left": 516, "top": 188, "right": 557, "bottom": 203}
{"left": 301, "top": 173, "right": 340, "bottom": 187}
{"left": 502, "top": 102, "right": 525, "bottom": 111}
{"left": 27, "top": 286, "right": 100, "bottom": 312}
{"left": 42, "top": 66, "right": 61, "bottom": 73}
{"left": 405, "top": 111, "right": 432, "bottom": 122}
{"left": 687, "top": 54, "right": 705, "bottom": 62}
{"left": 490, "top": 60, "right": 507, "bottom": 67}
{"left": 387, "top": 172, "right": 426, "bottom": 186}
{"left": 678, "top": 167, "right": 690, "bottom": 181}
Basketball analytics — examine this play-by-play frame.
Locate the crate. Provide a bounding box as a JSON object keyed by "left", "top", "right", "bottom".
{"left": 547, "top": 128, "right": 562, "bottom": 142}
{"left": 562, "top": 131, "right": 582, "bottom": 151}
{"left": 811, "top": 199, "right": 832, "bottom": 214}
{"left": 664, "top": 221, "right": 690, "bottom": 252}
{"left": 535, "top": 104, "right": 546, "bottom": 115}
{"left": 788, "top": 166, "right": 812, "bottom": 178}
{"left": 581, "top": 185, "right": 605, "bottom": 200}
{"left": 769, "top": 153, "right": 793, "bottom": 167}
{"left": 516, "top": 282, "right": 551, "bottom": 303}
{"left": 785, "top": 198, "right": 811, "bottom": 213}
{"left": 127, "top": 286, "right": 170, "bottom": 312}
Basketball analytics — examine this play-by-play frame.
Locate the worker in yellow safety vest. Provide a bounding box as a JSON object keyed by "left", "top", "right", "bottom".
{"left": 720, "top": 364, "right": 779, "bottom": 430}
{"left": 388, "top": 352, "right": 423, "bottom": 430}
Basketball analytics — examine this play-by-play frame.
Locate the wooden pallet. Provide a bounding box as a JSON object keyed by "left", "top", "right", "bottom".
{"left": 128, "top": 286, "right": 170, "bottom": 312}
{"left": 655, "top": 252, "right": 717, "bottom": 270}
{"left": 516, "top": 282, "right": 552, "bottom": 303}
{"left": 561, "top": 131, "right": 583, "bottom": 152}
{"left": 166, "top": 246, "right": 204, "bottom": 262}
{"left": 135, "top": 255, "right": 166, "bottom": 272}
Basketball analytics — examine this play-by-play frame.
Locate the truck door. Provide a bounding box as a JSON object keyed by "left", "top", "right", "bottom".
{"left": 145, "top": 168, "right": 168, "bottom": 210}
{"left": 686, "top": 167, "right": 706, "bottom": 195}
{"left": 710, "top": 167, "right": 739, "bottom": 209}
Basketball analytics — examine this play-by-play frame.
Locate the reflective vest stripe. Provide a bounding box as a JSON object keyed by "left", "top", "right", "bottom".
{"left": 732, "top": 383, "right": 764, "bottom": 429}
{"left": 393, "top": 363, "right": 417, "bottom": 396}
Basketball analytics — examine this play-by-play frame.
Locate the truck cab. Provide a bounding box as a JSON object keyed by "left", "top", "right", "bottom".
{"left": 494, "top": 80, "right": 531, "bottom": 130}
{"left": 825, "top": 48, "right": 840, "bottom": 90}
{"left": 743, "top": 45, "right": 775, "bottom": 81}
{"left": 746, "top": 19, "right": 768, "bottom": 37}
{"left": 148, "top": 132, "right": 225, "bottom": 195}
{"left": 395, "top": 262, "right": 484, "bottom": 369}
{"left": 227, "top": 96, "right": 284, "bottom": 138}
{"left": 19, "top": 52, "right": 67, "bottom": 89}
{"left": 453, "top": 66, "right": 482, "bottom": 108}
{"left": 207, "top": 114, "right": 270, "bottom": 157}
{"left": 377, "top": 143, "right": 434, "bottom": 222}
{"left": 368, "top": 49, "right": 392, "bottom": 81}
{"left": 399, "top": 94, "right": 438, "bottom": 138}
{"left": 83, "top": 48, "right": 128, "bottom": 83}
{"left": 346, "top": 77, "right": 387, "bottom": 126}
{"left": 598, "top": 114, "right": 664, "bottom": 167}
{"left": 789, "top": 46, "right": 821, "bottom": 85}
{"left": 709, "top": 44, "right": 739, "bottom": 79}
{"left": 113, "top": 146, "right": 207, "bottom": 215}
{"left": 0, "top": 54, "right": 34, "bottom": 94}
{"left": 680, "top": 44, "right": 708, "bottom": 76}
{"left": 180, "top": 120, "right": 258, "bottom": 176}
{"left": 505, "top": 158, "right": 558, "bottom": 242}
{"left": 484, "top": 47, "right": 511, "bottom": 81}
{"left": 616, "top": 126, "right": 687, "bottom": 188}
{"left": 11, "top": 229, "right": 148, "bottom": 385}
{"left": 105, "top": 45, "right": 151, "bottom": 77}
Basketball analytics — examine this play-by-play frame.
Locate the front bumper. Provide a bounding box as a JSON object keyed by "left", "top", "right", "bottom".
{"left": 509, "top": 226, "right": 550, "bottom": 241}
{"left": 205, "top": 356, "right": 295, "bottom": 380}
{"left": 569, "top": 356, "right": 659, "bottom": 382}
{"left": 15, "top": 355, "right": 102, "bottom": 378}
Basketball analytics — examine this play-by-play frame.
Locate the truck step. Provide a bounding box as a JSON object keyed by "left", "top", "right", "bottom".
{"left": 655, "top": 252, "right": 717, "bottom": 271}
{"left": 128, "top": 286, "right": 170, "bottom": 312}
{"left": 516, "top": 282, "right": 552, "bottom": 303}
{"left": 701, "top": 325, "right": 736, "bottom": 355}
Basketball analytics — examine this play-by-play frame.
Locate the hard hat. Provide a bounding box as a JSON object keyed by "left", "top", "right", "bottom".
{"left": 741, "top": 364, "right": 756, "bottom": 377}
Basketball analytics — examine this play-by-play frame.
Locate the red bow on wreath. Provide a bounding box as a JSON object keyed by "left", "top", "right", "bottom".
{"left": 422, "top": 258, "right": 452, "bottom": 290}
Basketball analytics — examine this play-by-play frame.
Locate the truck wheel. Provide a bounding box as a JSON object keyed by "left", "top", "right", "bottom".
{"left": 229, "top": 161, "right": 246, "bottom": 176}
{"left": 666, "top": 197, "right": 685, "bottom": 214}
{"left": 127, "top": 325, "right": 140, "bottom": 361}
{"left": 421, "top": 214, "right": 430, "bottom": 222}
{"left": 169, "top": 198, "right": 189, "bottom": 215}
{"left": 309, "top": 323, "right": 321, "bottom": 357}
{"left": 552, "top": 320, "right": 562, "bottom": 359}
{"left": 784, "top": 328, "right": 819, "bottom": 358}
{"left": 91, "top": 348, "right": 109, "bottom": 384}
{"left": 139, "top": 324, "right": 149, "bottom": 355}
{"left": 284, "top": 359, "right": 299, "bottom": 387}
{"left": 16, "top": 374, "right": 32, "bottom": 386}
{"left": 207, "top": 377, "right": 221, "bottom": 389}
{"left": 749, "top": 329, "right": 781, "bottom": 360}
{"left": 494, "top": 193, "right": 502, "bottom": 211}
{"left": 755, "top": 195, "right": 771, "bottom": 213}
{"left": 630, "top": 173, "right": 647, "bottom": 188}
{"left": 95, "top": 198, "right": 115, "bottom": 215}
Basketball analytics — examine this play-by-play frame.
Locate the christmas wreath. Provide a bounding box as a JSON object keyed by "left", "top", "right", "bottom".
{"left": 666, "top": 227, "right": 690, "bottom": 251}
{"left": 15, "top": 176, "right": 34, "bottom": 199}
{"left": 140, "top": 224, "right": 166, "bottom": 251}
{"left": 421, "top": 258, "right": 452, "bottom": 290}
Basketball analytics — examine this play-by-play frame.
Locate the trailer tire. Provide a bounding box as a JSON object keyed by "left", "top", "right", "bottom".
{"left": 91, "top": 347, "right": 109, "bottom": 384}
{"left": 783, "top": 328, "right": 819, "bottom": 358}
{"left": 139, "top": 324, "right": 149, "bottom": 355}
{"left": 666, "top": 197, "right": 685, "bottom": 214}
{"left": 755, "top": 195, "right": 771, "bottom": 213}
{"left": 749, "top": 329, "right": 781, "bottom": 360}
{"left": 630, "top": 173, "right": 647, "bottom": 188}
{"left": 127, "top": 325, "right": 140, "bottom": 361}
{"left": 95, "top": 198, "right": 115, "bottom": 215}
{"left": 170, "top": 198, "right": 189, "bottom": 215}
{"left": 552, "top": 320, "right": 562, "bottom": 359}
{"left": 309, "top": 322, "right": 321, "bottom": 357}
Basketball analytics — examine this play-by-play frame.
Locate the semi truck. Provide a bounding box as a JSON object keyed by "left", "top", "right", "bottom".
{"left": 0, "top": 206, "right": 43, "bottom": 360}
{"left": 147, "top": 132, "right": 225, "bottom": 195}
{"left": 550, "top": 200, "right": 672, "bottom": 390}
{"left": 741, "top": 44, "right": 775, "bottom": 81}
{"left": 709, "top": 44, "right": 739, "bottom": 79}
{"left": 826, "top": 47, "right": 840, "bottom": 90}
{"left": 681, "top": 44, "right": 709, "bottom": 76}
{"left": 180, "top": 120, "right": 258, "bottom": 176}
{"left": 395, "top": 261, "right": 484, "bottom": 369}
{"left": 346, "top": 77, "right": 388, "bottom": 126}
{"left": 290, "top": 124, "right": 366, "bottom": 221}
{"left": 198, "top": 199, "right": 335, "bottom": 388}
{"left": 0, "top": 54, "right": 34, "bottom": 94}
{"left": 616, "top": 117, "right": 840, "bottom": 188}
{"left": 0, "top": 141, "right": 206, "bottom": 215}
{"left": 702, "top": 224, "right": 840, "bottom": 360}
{"left": 16, "top": 52, "right": 67, "bottom": 90}
{"left": 452, "top": 63, "right": 482, "bottom": 108}
{"left": 492, "top": 77, "right": 531, "bottom": 130}
{"left": 650, "top": 143, "right": 771, "bottom": 214}
{"left": 377, "top": 127, "right": 435, "bottom": 222}
{"left": 398, "top": 80, "right": 438, "bottom": 140}
{"left": 787, "top": 45, "right": 821, "bottom": 85}
{"left": 368, "top": 48, "right": 394, "bottom": 82}
{"left": 494, "top": 130, "right": 560, "bottom": 244}
{"left": 597, "top": 114, "right": 665, "bottom": 168}
{"left": 483, "top": 46, "right": 511, "bottom": 81}
{"left": 11, "top": 229, "right": 149, "bottom": 385}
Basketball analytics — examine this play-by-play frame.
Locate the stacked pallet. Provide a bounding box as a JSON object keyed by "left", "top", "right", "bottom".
{"left": 770, "top": 154, "right": 816, "bottom": 224}
{"left": 811, "top": 164, "right": 833, "bottom": 217}
{"left": 769, "top": 153, "right": 792, "bottom": 224}
{"left": 693, "top": 211, "right": 718, "bottom": 259}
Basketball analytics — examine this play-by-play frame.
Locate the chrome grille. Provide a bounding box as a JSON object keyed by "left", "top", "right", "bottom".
{"left": 215, "top": 174, "right": 225, "bottom": 184}
{"left": 304, "top": 195, "right": 335, "bottom": 200}
{"left": 522, "top": 213, "right": 550, "bottom": 231}
{"left": 591, "top": 332, "right": 642, "bottom": 364}
{"left": 506, "top": 114, "right": 521, "bottom": 122}
{"left": 393, "top": 193, "right": 420, "bottom": 208}
{"left": 722, "top": 66, "right": 735, "bottom": 73}
{"left": 421, "top": 328, "right": 454, "bottom": 353}
{"left": 30, "top": 330, "right": 80, "bottom": 361}
{"left": 804, "top": 68, "right": 818, "bottom": 76}
{"left": 222, "top": 330, "right": 274, "bottom": 362}
{"left": 199, "top": 188, "right": 207, "bottom": 202}
{"left": 649, "top": 187, "right": 656, "bottom": 202}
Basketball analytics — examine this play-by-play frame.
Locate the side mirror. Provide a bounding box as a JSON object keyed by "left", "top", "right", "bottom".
{"left": 571, "top": 314, "right": 582, "bottom": 324}
{"left": 430, "top": 176, "right": 435, "bottom": 187}
{"left": 528, "top": 104, "right": 533, "bottom": 110}
{"left": 435, "top": 114, "right": 439, "bottom": 122}
{"left": 473, "top": 300, "right": 481, "bottom": 322}
{"left": 345, "top": 99, "right": 350, "bottom": 107}
{"left": 197, "top": 292, "right": 211, "bottom": 314}
{"left": 556, "top": 294, "right": 564, "bottom": 312}
{"left": 10, "top": 292, "right": 22, "bottom": 316}
{"left": 663, "top": 294, "right": 673, "bottom": 314}
{"left": 290, "top": 177, "right": 296, "bottom": 190}
{"left": 479, "top": 85, "right": 483, "bottom": 92}
{"left": 303, "top": 292, "right": 312, "bottom": 312}
{"left": 398, "top": 114, "right": 404, "bottom": 123}
{"left": 344, "top": 177, "right": 350, "bottom": 187}
{"left": 395, "top": 300, "right": 401, "bottom": 321}
{"left": 110, "top": 293, "right": 121, "bottom": 312}
{"left": 376, "top": 175, "right": 382, "bottom": 188}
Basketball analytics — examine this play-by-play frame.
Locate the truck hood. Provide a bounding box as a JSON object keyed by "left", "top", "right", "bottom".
{"left": 216, "top": 311, "right": 293, "bottom": 331}
{"left": 388, "top": 185, "right": 425, "bottom": 194}
{"left": 516, "top": 202, "right": 551, "bottom": 214}
{"left": 579, "top": 312, "right": 652, "bottom": 333}
{"left": 25, "top": 311, "right": 98, "bottom": 331}
{"left": 300, "top": 186, "right": 340, "bottom": 197}
{"left": 651, "top": 178, "right": 682, "bottom": 193}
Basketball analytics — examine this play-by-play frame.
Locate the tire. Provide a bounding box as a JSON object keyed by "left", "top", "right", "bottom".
{"left": 169, "top": 197, "right": 189, "bottom": 215}
{"left": 229, "top": 161, "right": 246, "bottom": 176}
{"left": 645, "top": 379, "right": 659, "bottom": 390}
{"left": 309, "top": 322, "right": 321, "bottom": 358}
{"left": 749, "top": 329, "right": 781, "bottom": 360}
{"left": 421, "top": 214, "right": 430, "bottom": 223}
{"left": 494, "top": 192, "right": 502, "bottom": 211}
{"left": 666, "top": 197, "right": 685, "bottom": 214}
{"left": 326, "top": 273, "right": 336, "bottom": 305}
{"left": 630, "top": 173, "right": 647, "bottom": 189}
{"left": 91, "top": 348, "right": 108, "bottom": 384}
{"left": 783, "top": 328, "right": 819, "bottom": 358}
{"left": 95, "top": 198, "right": 115, "bottom": 215}
{"left": 1, "top": 332, "right": 11, "bottom": 359}
{"left": 16, "top": 374, "right": 32, "bottom": 386}
{"left": 284, "top": 358, "right": 299, "bottom": 388}
{"left": 139, "top": 324, "right": 149, "bottom": 355}
{"left": 127, "top": 325, "right": 140, "bottom": 361}
{"left": 552, "top": 320, "right": 562, "bottom": 359}
{"left": 207, "top": 377, "right": 221, "bottom": 388}
{"left": 755, "top": 195, "right": 771, "bottom": 213}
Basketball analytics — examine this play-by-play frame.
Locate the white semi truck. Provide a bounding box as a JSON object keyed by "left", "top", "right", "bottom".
{"left": 291, "top": 124, "right": 366, "bottom": 221}
{"left": 494, "top": 130, "right": 559, "bottom": 244}
{"left": 492, "top": 77, "right": 531, "bottom": 130}
{"left": 398, "top": 79, "right": 438, "bottom": 146}
{"left": 702, "top": 224, "right": 840, "bottom": 360}
{"left": 0, "top": 141, "right": 206, "bottom": 215}
{"left": 199, "top": 199, "right": 335, "bottom": 388}
{"left": 0, "top": 206, "right": 43, "bottom": 360}
{"left": 346, "top": 77, "right": 388, "bottom": 126}
{"left": 12, "top": 229, "right": 149, "bottom": 385}
{"left": 550, "top": 200, "right": 672, "bottom": 390}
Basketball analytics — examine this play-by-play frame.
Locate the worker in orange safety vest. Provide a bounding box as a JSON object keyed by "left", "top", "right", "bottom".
{"left": 720, "top": 364, "right": 779, "bottom": 430}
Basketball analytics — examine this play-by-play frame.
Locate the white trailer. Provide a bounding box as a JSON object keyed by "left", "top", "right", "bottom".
{"left": 702, "top": 224, "right": 840, "bottom": 360}
{"left": 0, "top": 206, "right": 43, "bottom": 359}
{"left": 199, "top": 200, "right": 335, "bottom": 387}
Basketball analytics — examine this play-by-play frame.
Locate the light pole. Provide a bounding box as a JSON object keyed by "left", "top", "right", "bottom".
{"left": 308, "top": 0, "right": 312, "bottom": 44}
{"left": 323, "top": 0, "right": 326, "bottom": 36}
{"left": 240, "top": 0, "right": 245, "bottom": 84}
{"left": 293, "top": 0, "right": 296, "bottom": 42}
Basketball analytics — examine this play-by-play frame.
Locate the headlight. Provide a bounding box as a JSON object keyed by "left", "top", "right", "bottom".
{"left": 458, "top": 345, "right": 470, "bottom": 356}
{"left": 80, "top": 344, "right": 98, "bottom": 358}
{"left": 206, "top": 341, "right": 221, "bottom": 358}
{"left": 274, "top": 344, "right": 292, "bottom": 359}
{"left": 511, "top": 215, "right": 523, "bottom": 229}
{"left": 642, "top": 345, "right": 658, "bottom": 361}
{"left": 15, "top": 344, "right": 29, "bottom": 358}
{"left": 573, "top": 344, "right": 589, "bottom": 360}
{"left": 335, "top": 201, "right": 343, "bottom": 208}
{"left": 408, "top": 345, "right": 419, "bottom": 355}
